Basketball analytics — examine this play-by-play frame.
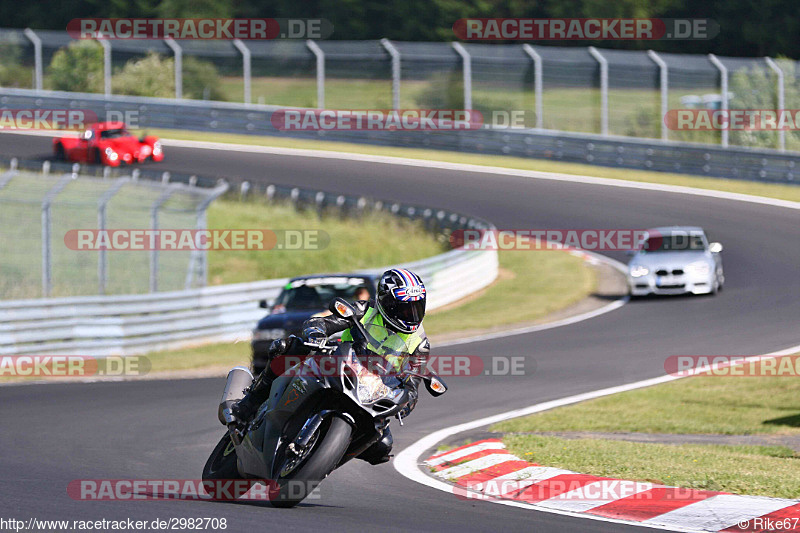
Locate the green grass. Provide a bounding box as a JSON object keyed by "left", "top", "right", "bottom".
{"left": 144, "top": 341, "right": 252, "bottom": 374}
{"left": 206, "top": 197, "right": 446, "bottom": 284}
{"left": 422, "top": 249, "right": 594, "bottom": 336}
{"left": 503, "top": 435, "right": 800, "bottom": 499}
{"left": 492, "top": 359, "right": 800, "bottom": 498}
{"left": 493, "top": 369, "right": 800, "bottom": 436}
{"left": 148, "top": 128, "right": 800, "bottom": 204}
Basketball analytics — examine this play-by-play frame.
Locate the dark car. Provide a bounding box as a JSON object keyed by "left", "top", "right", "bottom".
{"left": 251, "top": 274, "right": 377, "bottom": 374}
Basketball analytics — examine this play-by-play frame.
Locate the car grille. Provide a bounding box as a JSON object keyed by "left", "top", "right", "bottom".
{"left": 656, "top": 268, "right": 684, "bottom": 276}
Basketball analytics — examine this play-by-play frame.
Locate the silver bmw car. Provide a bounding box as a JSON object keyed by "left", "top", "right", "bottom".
{"left": 627, "top": 226, "right": 724, "bottom": 296}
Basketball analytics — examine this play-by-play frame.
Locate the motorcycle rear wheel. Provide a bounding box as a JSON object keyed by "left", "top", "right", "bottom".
{"left": 271, "top": 416, "right": 352, "bottom": 508}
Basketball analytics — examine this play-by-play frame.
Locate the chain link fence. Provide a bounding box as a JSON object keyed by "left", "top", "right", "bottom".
{"left": 0, "top": 159, "right": 227, "bottom": 300}
{"left": 2, "top": 28, "right": 799, "bottom": 150}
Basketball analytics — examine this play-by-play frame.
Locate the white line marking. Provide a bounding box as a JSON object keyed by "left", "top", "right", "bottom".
{"left": 5, "top": 129, "right": 800, "bottom": 210}
{"left": 426, "top": 441, "right": 506, "bottom": 466}
{"left": 643, "top": 494, "right": 798, "bottom": 531}
{"left": 150, "top": 137, "right": 800, "bottom": 212}
{"left": 394, "top": 342, "right": 800, "bottom": 532}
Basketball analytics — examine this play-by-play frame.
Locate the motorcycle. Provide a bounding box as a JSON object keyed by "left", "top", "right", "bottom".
{"left": 202, "top": 297, "right": 448, "bottom": 508}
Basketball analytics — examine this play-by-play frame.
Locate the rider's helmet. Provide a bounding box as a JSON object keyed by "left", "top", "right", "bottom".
{"left": 376, "top": 269, "right": 426, "bottom": 333}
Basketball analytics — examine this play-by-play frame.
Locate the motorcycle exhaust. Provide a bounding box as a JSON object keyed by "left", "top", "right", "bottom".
{"left": 217, "top": 366, "right": 254, "bottom": 425}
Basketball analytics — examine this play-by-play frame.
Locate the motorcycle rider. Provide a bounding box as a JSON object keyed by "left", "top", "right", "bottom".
{"left": 232, "top": 268, "right": 430, "bottom": 464}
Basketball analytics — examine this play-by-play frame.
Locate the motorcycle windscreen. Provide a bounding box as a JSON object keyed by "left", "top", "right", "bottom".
{"left": 358, "top": 324, "right": 416, "bottom": 375}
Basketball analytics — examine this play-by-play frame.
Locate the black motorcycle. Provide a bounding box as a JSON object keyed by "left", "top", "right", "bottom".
{"left": 202, "top": 297, "right": 447, "bottom": 507}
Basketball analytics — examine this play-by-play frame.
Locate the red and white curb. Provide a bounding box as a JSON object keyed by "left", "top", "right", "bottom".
{"left": 425, "top": 439, "right": 800, "bottom": 532}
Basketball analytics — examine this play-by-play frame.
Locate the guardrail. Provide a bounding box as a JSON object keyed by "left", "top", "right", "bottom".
{"left": 2, "top": 88, "right": 800, "bottom": 184}
{"left": 0, "top": 154, "right": 498, "bottom": 356}
{"left": 0, "top": 247, "right": 498, "bottom": 356}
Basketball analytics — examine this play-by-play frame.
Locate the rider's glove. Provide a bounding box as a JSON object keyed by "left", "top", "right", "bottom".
{"left": 303, "top": 326, "right": 327, "bottom": 348}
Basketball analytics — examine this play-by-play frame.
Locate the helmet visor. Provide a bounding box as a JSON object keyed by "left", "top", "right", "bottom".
{"left": 393, "top": 298, "right": 426, "bottom": 326}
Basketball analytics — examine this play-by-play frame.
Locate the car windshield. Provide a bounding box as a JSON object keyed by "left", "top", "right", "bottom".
{"left": 275, "top": 278, "right": 370, "bottom": 310}
{"left": 100, "top": 128, "right": 131, "bottom": 139}
{"left": 641, "top": 234, "right": 706, "bottom": 253}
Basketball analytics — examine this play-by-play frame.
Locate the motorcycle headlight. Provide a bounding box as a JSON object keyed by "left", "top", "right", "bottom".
{"left": 252, "top": 328, "right": 285, "bottom": 342}
{"left": 356, "top": 372, "right": 392, "bottom": 404}
{"left": 686, "top": 261, "right": 710, "bottom": 275}
{"left": 629, "top": 265, "right": 650, "bottom": 278}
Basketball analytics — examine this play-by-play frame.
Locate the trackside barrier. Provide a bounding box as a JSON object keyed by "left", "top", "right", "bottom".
{"left": 0, "top": 247, "right": 498, "bottom": 356}
{"left": 1, "top": 88, "right": 800, "bottom": 183}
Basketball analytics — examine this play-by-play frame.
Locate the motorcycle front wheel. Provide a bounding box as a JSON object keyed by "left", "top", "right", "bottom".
{"left": 202, "top": 433, "right": 252, "bottom": 500}
{"left": 271, "top": 415, "right": 352, "bottom": 508}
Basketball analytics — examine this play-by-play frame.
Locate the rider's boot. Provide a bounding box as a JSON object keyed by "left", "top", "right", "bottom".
{"left": 357, "top": 426, "right": 393, "bottom": 465}
{"left": 231, "top": 367, "right": 276, "bottom": 425}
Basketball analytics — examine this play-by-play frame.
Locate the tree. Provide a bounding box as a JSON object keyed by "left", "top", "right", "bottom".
{"left": 48, "top": 40, "right": 104, "bottom": 93}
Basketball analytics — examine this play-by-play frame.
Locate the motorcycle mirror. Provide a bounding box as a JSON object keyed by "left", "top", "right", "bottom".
{"left": 425, "top": 375, "right": 448, "bottom": 397}
{"left": 330, "top": 297, "right": 355, "bottom": 318}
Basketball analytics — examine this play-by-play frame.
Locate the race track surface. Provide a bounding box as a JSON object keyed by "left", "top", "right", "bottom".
{"left": 1, "top": 133, "right": 798, "bottom": 532}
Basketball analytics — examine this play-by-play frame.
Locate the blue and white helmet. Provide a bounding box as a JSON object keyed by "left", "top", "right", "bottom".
{"left": 376, "top": 269, "right": 426, "bottom": 333}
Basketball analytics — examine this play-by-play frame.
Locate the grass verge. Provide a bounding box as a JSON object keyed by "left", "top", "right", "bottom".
{"left": 492, "top": 359, "right": 800, "bottom": 498}
{"left": 206, "top": 196, "right": 446, "bottom": 284}
{"left": 147, "top": 127, "right": 800, "bottom": 203}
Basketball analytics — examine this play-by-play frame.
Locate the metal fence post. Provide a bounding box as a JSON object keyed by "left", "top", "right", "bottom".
{"left": 451, "top": 42, "right": 472, "bottom": 110}
{"left": 765, "top": 57, "right": 785, "bottom": 152}
{"left": 98, "top": 38, "right": 112, "bottom": 97}
{"left": 23, "top": 29, "right": 43, "bottom": 92}
{"left": 647, "top": 50, "right": 668, "bottom": 141}
{"left": 306, "top": 40, "right": 325, "bottom": 108}
{"left": 185, "top": 181, "right": 229, "bottom": 289}
{"left": 0, "top": 169, "right": 17, "bottom": 190}
{"left": 149, "top": 186, "right": 177, "bottom": 292}
{"left": 232, "top": 39, "right": 251, "bottom": 104}
{"left": 41, "top": 173, "right": 75, "bottom": 297}
{"left": 588, "top": 46, "right": 608, "bottom": 136}
{"left": 708, "top": 54, "right": 728, "bottom": 148}
{"left": 97, "top": 177, "right": 130, "bottom": 294}
{"left": 522, "top": 44, "right": 543, "bottom": 129}
{"left": 165, "top": 38, "right": 183, "bottom": 99}
{"left": 381, "top": 38, "right": 400, "bottom": 110}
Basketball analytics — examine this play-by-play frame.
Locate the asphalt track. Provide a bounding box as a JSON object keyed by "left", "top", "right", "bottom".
{"left": 1, "top": 133, "right": 799, "bottom": 532}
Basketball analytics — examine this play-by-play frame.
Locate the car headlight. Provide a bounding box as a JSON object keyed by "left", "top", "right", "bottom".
{"left": 153, "top": 141, "right": 162, "bottom": 155}
{"left": 252, "top": 328, "right": 286, "bottom": 342}
{"left": 104, "top": 147, "right": 118, "bottom": 161}
{"left": 629, "top": 265, "right": 650, "bottom": 278}
{"left": 686, "top": 261, "right": 711, "bottom": 275}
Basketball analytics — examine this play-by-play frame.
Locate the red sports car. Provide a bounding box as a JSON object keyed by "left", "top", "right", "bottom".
{"left": 53, "top": 121, "right": 164, "bottom": 166}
